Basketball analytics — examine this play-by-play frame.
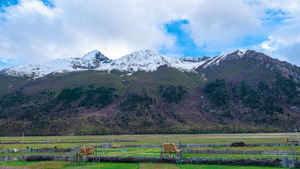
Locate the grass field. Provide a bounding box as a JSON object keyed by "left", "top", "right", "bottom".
{"left": 3, "top": 146, "right": 300, "bottom": 160}
{"left": 0, "top": 161, "right": 290, "bottom": 169}
{"left": 0, "top": 133, "right": 299, "bottom": 168}
{"left": 1, "top": 133, "right": 299, "bottom": 152}
{"left": 1, "top": 133, "right": 298, "bottom": 146}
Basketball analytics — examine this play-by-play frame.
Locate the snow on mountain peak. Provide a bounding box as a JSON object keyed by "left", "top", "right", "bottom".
{"left": 81, "top": 50, "right": 100, "bottom": 60}
{"left": 0, "top": 49, "right": 211, "bottom": 78}
{"left": 121, "top": 49, "right": 162, "bottom": 61}
{"left": 71, "top": 50, "right": 111, "bottom": 70}
{"left": 106, "top": 49, "right": 170, "bottom": 72}
{"left": 203, "top": 49, "right": 253, "bottom": 68}
{"left": 237, "top": 49, "right": 250, "bottom": 57}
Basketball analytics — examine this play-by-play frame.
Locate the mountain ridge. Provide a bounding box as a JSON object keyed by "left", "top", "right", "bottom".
{"left": 0, "top": 49, "right": 211, "bottom": 78}
{"left": 2, "top": 49, "right": 299, "bottom": 82}
{"left": 0, "top": 49, "right": 299, "bottom": 136}
{"left": 198, "top": 49, "right": 300, "bottom": 82}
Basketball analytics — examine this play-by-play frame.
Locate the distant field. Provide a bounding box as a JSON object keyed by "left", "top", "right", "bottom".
{"left": 1, "top": 133, "right": 297, "bottom": 146}
{"left": 1, "top": 133, "right": 299, "bottom": 152}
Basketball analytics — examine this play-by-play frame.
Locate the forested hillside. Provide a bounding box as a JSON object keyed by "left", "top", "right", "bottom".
{"left": 0, "top": 50, "right": 299, "bottom": 136}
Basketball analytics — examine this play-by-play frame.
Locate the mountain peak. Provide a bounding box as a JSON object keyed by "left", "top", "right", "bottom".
{"left": 203, "top": 49, "right": 257, "bottom": 68}
{"left": 71, "top": 50, "right": 112, "bottom": 70}
{"left": 81, "top": 50, "right": 108, "bottom": 61}
{"left": 120, "top": 49, "right": 163, "bottom": 62}
{"left": 108, "top": 49, "right": 169, "bottom": 73}
{"left": 226, "top": 49, "right": 253, "bottom": 58}
{"left": 81, "top": 49, "right": 100, "bottom": 59}
{"left": 237, "top": 49, "right": 250, "bottom": 56}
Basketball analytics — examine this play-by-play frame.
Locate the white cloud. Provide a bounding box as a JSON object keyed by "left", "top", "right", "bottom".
{"left": 188, "top": 0, "right": 261, "bottom": 49}
{"left": 260, "top": 21, "right": 300, "bottom": 65}
{"left": 256, "top": 0, "right": 300, "bottom": 65}
{"left": 0, "top": 0, "right": 300, "bottom": 67}
{"left": 0, "top": 0, "right": 177, "bottom": 65}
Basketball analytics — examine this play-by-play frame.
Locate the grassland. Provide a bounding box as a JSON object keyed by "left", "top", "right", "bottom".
{"left": 1, "top": 133, "right": 299, "bottom": 168}
{"left": 88, "top": 147, "right": 300, "bottom": 159}
{"left": 1, "top": 133, "right": 297, "bottom": 145}
{"left": 1, "top": 133, "right": 299, "bottom": 152}
{"left": 0, "top": 161, "right": 290, "bottom": 169}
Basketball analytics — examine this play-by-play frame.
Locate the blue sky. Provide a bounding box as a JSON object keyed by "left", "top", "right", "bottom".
{"left": 0, "top": 0, "right": 53, "bottom": 9}
{"left": 1, "top": 0, "right": 300, "bottom": 70}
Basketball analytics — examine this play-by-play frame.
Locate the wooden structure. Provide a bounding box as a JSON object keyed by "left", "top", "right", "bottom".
{"left": 160, "top": 142, "right": 182, "bottom": 158}
{"left": 285, "top": 129, "right": 300, "bottom": 147}
{"left": 75, "top": 146, "right": 94, "bottom": 165}
{"left": 286, "top": 138, "right": 299, "bottom": 146}
{"left": 230, "top": 142, "right": 246, "bottom": 147}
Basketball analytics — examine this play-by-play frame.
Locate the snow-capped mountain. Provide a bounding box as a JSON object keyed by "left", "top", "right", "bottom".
{"left": 203, "top": 49, "right": 250, "bottom": 68}
{"left": 104, "top": 50, "right": 171, "bottom": 73}
{"left": 2, "top": 48, "right": 299, "bottom": 80}
{"left": 71, "top": 50, "right": 112, "bottom": 70}
{"left": 0, "top": 49, "right": 210, "bottom": 78}
{"left": 0, "top": 50, "right": 112, "bottom": 78}
{"left": 199, "top": 49, "right": 300, "bottom": 82}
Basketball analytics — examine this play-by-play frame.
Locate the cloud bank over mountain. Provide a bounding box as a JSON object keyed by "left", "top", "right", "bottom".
{"left": 0, "top": 0, "right": 300, "bottom": 69}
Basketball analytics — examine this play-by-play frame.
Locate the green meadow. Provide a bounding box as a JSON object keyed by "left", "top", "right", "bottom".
{"left": 0, "top": 133, "right": 299, "bottom": 168}
{"left": 0, "top": 161, "right": 290, "bottom": 169}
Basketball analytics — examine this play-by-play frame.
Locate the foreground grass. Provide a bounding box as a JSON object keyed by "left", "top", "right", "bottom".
{"left": 0, "top": 161, "right": 38, "bottom": 166}
{"left": 0, "top": 161, "right": 289, "bottom": 169}
{"left": 26, "top": 161, "right": 71, "bottom": 169}
{"left": 177, "top": 164, "right": 286, "bottom": 169}
{"left": 139, "top": 163, "right": 180, "bottom": 169}
{"left": 64, "top": 162, "right": 138, "bottom": 169}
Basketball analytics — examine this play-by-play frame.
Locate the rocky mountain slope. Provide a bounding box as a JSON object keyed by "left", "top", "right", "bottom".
{"left": 0, "top": 49, "right": 299, "bottom": 136}
{"left": 199, "top": 50, "right": 300, "bottom": 82}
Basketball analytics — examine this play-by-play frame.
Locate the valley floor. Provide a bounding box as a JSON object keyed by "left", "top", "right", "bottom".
{"left": 0, "top": 133, "right": 299, "bottom": 168}
{"left": 0, "top": 161, "right": 291, "bottom": 169}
